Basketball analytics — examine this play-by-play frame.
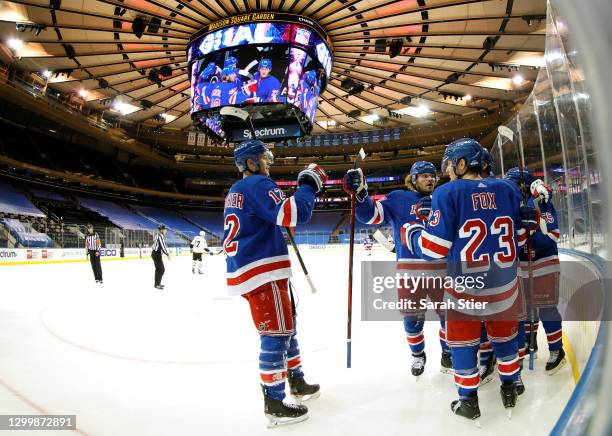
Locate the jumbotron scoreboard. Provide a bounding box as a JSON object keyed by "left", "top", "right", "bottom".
{"left": 187, "top": 13, "right": 332, "bottom": 142}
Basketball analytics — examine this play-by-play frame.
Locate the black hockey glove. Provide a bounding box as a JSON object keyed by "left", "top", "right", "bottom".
{"left": 342, "top": 168, "right": 368, "bottom": 202}
{"left": 520, "top": 205, "right": 539, "bottom": 231}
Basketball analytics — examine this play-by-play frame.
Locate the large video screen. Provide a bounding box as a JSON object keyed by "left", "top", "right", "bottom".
{"left": 190, "top": 45, "right": 323, "bottom": 124}
{"left": 188, "top": 21, "right": 332, "bottom": 79}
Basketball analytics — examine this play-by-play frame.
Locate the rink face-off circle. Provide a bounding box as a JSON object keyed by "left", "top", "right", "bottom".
{"left": 0, "top": 249, "right": 573, "bottom": 436}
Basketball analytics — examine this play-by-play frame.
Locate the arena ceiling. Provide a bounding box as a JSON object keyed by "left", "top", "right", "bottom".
{"left": 0, "top": 0, "right": 546, "bottom": 135}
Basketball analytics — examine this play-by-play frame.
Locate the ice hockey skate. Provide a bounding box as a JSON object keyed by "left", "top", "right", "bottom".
{"left": 440, "top": 351, "right": 453, "bottom": 374}
{"left": 288, "top": 370, "right": 320, "bottom": 403}
{"left": 262, "top": 386, "right": 309, "bottom": 428}
{"left": 451, "top": 392, "right": 481, "bottom": 425}
{"left": 546, "top": 348, "right": 566, "bottom": 375}
{"left": 514, "top": 373, "right": 525, "bottom": 395}
{"left": 412, "top": 352, "right": 426, "bottom": 378}
{"left": 501, "top": 381, "right": 518, "bottom": 418}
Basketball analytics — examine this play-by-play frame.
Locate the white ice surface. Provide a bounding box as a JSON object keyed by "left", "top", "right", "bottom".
{"left": 0, "top": 248, "right": 574, "bottom": 436}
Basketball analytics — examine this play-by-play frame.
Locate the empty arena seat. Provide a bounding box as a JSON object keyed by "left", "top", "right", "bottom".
{"left": 28, "top": 188, "right": 68, "bottom": 202}
{"left": 298, "top": 211, "right": 344, "bottom": 233}
{"left": 132, "top": 206, "right": 202, "bottom": 239}
{"left": 0, "top": 182, "right": 45, "bottom": 217}
{"left": 1, "top": 218, "right": 54, "bottom": 247}
{"left": 77, "top": 197, "right": 157, "bottom": 230}
{"left": 181, "top": 210, "right": 223, "bottom": 238}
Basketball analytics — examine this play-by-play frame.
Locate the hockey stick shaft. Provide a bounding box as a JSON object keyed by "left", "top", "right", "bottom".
{"left": 347, "top": 192, "right": 356, "bottom": 368}
{"left": 503, "top": 124, "right": 537, "bottom": 370}
{"left": 347, "top": 148, "right": 366, "bottom": 368}
{"left": 499, "top": 125, "right": 536, "bottom": 369}
{"left": 285, "top": 227, "right": 317, "bottom": 294}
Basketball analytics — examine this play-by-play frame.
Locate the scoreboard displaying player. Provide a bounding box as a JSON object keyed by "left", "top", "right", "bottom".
{"left": 187, "top": 13, "right": 332, "bottom": 141}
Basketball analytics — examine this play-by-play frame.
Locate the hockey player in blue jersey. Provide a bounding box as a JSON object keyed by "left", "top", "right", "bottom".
{"left": 194, "top": 62, "right": 219, "bottom": 110}
{"left": 224, "top": 139, "right": 327, "bottom": 427}
{"left": 297, "top": 71, "right": 319, "bottom": 122}
{"left": 255, "top": 59, "right": 282, "bottom": 103}
{"left": 403, "top": 138, "right": 539, "bottom": 420}
{"left": 505, "top": 168, "right": 565, "bottom": 377}
{"left": 208, "top": 66, "right": 246, "bottom": 107}
{"left": 476, "top": 146, "right": 497, "bottom": 385}
{"left": 343, "top": 161, "right": 452, "bottom": 377}
{"left": 223, "top": 55, "right": 243, "bottom": 87}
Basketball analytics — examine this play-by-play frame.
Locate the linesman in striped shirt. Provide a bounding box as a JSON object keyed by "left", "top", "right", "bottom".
{"left": 152, "top": 224, "right": 170, "bottom": 289}
{"left": 85, "top": 224, "right": 103, "bottom": 284}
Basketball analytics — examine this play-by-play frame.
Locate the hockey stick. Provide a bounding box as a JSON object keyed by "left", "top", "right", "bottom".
{"left": 498, "top": 124, "right": 536, "bottom": 370}
{"left": 285, "top": 227, "right": 317, "bottom": 294}
{"left": 347, "top": 148, "right": 366, "bottom": 368}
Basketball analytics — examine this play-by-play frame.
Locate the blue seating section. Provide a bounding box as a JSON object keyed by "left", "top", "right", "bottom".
{"left": 1, "top": 218, "right": 54, "bottom": 247}
{"left": 29, "top": 188, "right": 68, "bottom": 202}
{"left": 132, "top": 206, "right": 202, "bottom": 239}
{"left": 181, "top": 210, "right": 223, "bottom": 237}
{"left": 77, "top": 197, "right": 157, "bottom": 230}
{"left": 0, "top": 182, "right": 45, "bottom": 217}
{"left": 297, "top": 211, "right": 344, "bottom": 232}
{"left": 294, "top": 211, "right": 344, "bottom": 244}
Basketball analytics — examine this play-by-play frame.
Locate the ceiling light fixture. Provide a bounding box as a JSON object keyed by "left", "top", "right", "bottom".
{"left": 7, "top": 38, "right": 23, "bottom": 52}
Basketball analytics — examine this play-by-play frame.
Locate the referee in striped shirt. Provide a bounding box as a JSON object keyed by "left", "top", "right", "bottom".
{"left": 152, "top": 224, "right": 170, "bottom": 289}
{"left": 85, "top": 224, "right": 103, "bottom": 284}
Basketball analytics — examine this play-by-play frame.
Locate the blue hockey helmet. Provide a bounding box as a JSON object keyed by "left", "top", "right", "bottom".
{"left": 259, "top": 58, "right": 272, "bottom": 70}
{"left": 303, "top": 70, "right": 317, "bottom": 85}
{"left": 409, "top": 161, "right": 437, "bottom": 181}
{"left": 234, "top": 139, "right": 274, "bottom": 173}
{"left": 481, "top": 147, "right": 496, "bottom": 176}
{"left": 504, "top": 167, "right": 534, "bottom": 187}
{"left": 224, "top": 56, "right": 238, "bottom": 67}
{"left": 221, "top": 66, "right": 238, "bottom": 78}
{"left": 441, "top": 138, "right": 484, "bottom": 174}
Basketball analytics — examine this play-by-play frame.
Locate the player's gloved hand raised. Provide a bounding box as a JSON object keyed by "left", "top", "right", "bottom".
{"left": 520, "top": 205, "right": 540, "bottom": 231}
{"left": 401, "top": 221, "right": 425, "bottom": 255}
{"left": 297, "top": 163, "right": 328, "bottom": 194}
{"left": 342, "top": 168, "right": 368, "bottom": 202}
{"left": 530, "top": 179, "right": 553, "bottom": 203}
{"left": 415, "top": 196, "right": 432, "bottom": 221}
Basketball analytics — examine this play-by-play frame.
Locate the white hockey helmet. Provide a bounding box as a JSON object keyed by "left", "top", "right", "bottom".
{"left": 199, "top": 230, "right": 206, "bottom": 237}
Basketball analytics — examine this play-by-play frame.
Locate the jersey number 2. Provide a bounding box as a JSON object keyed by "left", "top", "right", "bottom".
{"left": 224, "top": 214, "right": 240, "bottom": 256}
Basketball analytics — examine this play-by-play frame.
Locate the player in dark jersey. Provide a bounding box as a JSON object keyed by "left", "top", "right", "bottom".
{"left": 224, "top": 139, "right": 327, "bottom": 427}
{"left": 343, "top": 161, "right": 451, "bottom": 377}
{"left": 404, "top": 138, "right": 538, "bottom": 421}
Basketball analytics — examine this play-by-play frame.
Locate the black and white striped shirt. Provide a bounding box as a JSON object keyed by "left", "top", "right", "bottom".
{"left": 85, "top": 233, "right": 101, "bottom": 250}
{"left": 152, "top": 233, "right": 169, "bottom": 255}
